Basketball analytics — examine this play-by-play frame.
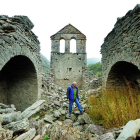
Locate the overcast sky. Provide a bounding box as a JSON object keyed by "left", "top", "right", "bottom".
{"left": 1, "top": 0, "right": 140, "bottom": 60}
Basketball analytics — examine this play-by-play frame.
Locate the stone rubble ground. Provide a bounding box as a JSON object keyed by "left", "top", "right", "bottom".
{"left": 1, "top": 84, "right": 140, "bottom": 140}
{"left": 0, "top": 59, "right": 139, "bottom": 139}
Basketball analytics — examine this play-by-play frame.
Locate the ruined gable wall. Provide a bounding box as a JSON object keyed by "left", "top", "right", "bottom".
{"left": 50, "top": 25, "right": 87, "bottom": 90}
{"left": 101, "top": 4, "right": 140, "bottom": 87}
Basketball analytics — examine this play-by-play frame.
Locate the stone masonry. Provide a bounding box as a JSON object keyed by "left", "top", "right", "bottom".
{"left": 101, "top": 4, "right": 140, "bottom": 88}
{"left": 50, "top": 24, "right": 87, "bottom": 90}
{"left": 0, "top": 15, "right": 43, "bottom": 111}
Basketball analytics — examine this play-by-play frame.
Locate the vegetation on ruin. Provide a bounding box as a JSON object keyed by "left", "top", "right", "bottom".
{"left": 88, "top": 62, "right": 102, "bottom": 77}
{"left": 79, "top": 92, "right": 86, "bottom": 100}
{"left": 44, "top": 135, "right": 50, "bottom": 140}
{"left": 87, "top": 80, "right": 140, "bottom": 129}
{"left": 31, "top": 113, "right": 40, "bottom": 118}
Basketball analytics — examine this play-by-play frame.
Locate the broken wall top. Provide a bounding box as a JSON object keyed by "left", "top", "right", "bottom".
{"left": 0, "top": 15, "right": 40, "bottom": 51}
{"left": 101, "top": 4, "right": 140, "bottom": 53}
{"left": 50, "top": 24, "right": 86, "bottom": 40}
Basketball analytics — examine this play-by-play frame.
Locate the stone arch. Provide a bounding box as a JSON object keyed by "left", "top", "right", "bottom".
{"left": 103, "top": 51, "right": 140, "bottom": 87}
{"left": 70, "top": 38, "right": 76, "bottom": 53}
{"left": 59, "top": 38, "right": 65, "bottom": 53}
{"left": 70, "top": 36, "right": 77, "bottom": 40}
{"left": 0, "top": 55, "right": 38, "bottom": 111}
{"left": 0, "top": 45, "right": 42, "bottom": 111}
{"left": 106, "top": 61, "right": 140, "bottom": 89}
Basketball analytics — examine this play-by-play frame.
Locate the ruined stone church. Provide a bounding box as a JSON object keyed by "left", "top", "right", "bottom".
{"left": 50, "top": 24, "right": 87, "bottom": 89}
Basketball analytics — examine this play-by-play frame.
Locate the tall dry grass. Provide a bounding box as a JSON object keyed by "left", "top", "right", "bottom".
{"left": 87, "top": 81, "right": 140, "bottom": 129}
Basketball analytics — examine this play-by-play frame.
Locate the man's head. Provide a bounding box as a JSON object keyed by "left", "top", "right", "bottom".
{"left": 72, "top": 81, "right": 77, "bottom": 87}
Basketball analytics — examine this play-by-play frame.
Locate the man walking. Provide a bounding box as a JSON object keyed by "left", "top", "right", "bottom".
{"left": 67, "top": 81, "right": 83, "bottom": 116}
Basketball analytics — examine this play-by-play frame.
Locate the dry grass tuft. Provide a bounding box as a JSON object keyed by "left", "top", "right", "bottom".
{"left": 87, "top": 80, "right": 140, "bottom": 129}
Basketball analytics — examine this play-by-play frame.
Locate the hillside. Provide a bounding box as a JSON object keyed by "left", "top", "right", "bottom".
{"left": 40, "top": 54, "right": 50, "bottom": 73}
{"left": 88, "top": 62, "right": 102, "bottom": 77}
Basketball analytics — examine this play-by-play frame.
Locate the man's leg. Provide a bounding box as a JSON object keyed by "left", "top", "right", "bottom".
{"left": 75, "top": 98, "right": 83, "bottom": 114}
{"left": 69, "top": 100, "right": 74, "bottom": 115}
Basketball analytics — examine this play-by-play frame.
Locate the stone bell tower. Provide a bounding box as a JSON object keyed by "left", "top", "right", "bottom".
{"left": 50, "top": 24, "right": 87, "bottom": 89}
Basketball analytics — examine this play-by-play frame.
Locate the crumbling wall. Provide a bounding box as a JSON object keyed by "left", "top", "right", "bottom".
{"left": 50, "top": 53, "right": 87, "bottom": 89}
{"left": 101, "top": 4, "right": 140, "bottom": 88}
{"left": 41, "top": 72, "right": 54, "bottom": 92}
{"left": 0, "top": 15, "right": 42, "bottom": 111}
{"left": 82, "top": 70, "right": 101, "bottom": 90}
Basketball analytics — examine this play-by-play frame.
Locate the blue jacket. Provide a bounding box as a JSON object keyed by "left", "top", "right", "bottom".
{"left": 67, "top": 84, "right": 79, "bottom": 101}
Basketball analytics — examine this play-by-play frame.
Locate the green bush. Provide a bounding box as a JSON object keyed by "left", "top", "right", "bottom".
{"left": 44, "top": 135, "right": 50, "bottom": 140}
{"left": 31, "top": 114, "right": 40, "bottom": 118}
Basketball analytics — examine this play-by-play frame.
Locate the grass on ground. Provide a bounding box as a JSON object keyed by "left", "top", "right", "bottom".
{"left": 87, "top": 80, "right": 140, "bottom": 129}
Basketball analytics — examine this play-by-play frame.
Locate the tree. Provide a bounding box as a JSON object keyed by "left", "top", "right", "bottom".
{"left": 88, "top": 62, "right": 102, "bottom": 77}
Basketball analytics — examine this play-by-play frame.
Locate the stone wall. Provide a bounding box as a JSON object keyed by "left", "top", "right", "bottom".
{"left": 82, "top": 70, "right": 101, "bottom": 90}
{"left": 101, "top": 4, "right": 140, "bottom": 88}
{"left": 41, "top": 72, "right": 54, "bottom": 92}
{"left": 0, "top": 15, "right": 42, "bottom": 111}
{"left": 51, "top": 52, "right": 87, "bottom": 90}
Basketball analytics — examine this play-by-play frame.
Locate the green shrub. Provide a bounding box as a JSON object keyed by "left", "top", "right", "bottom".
{"left": 80, "top": 93, "right": 86, "bottom": 100}
{"left": 31, "top": 113, "right": 40, "bottom": 118}
{"left": 44, "top": 135, "right": 50, "bottom": 140}
{"left": 88, "top": 62, "right": 102, "bottom": 77}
